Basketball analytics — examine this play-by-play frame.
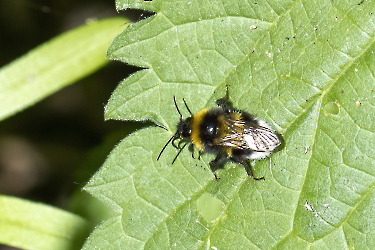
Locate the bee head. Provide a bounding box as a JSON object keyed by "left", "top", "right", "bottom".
{"left": 157, "top": 96, "right": 194, "bottom": 163}
{"left": 176, "top": 117, "right": 192, "bottom": 139}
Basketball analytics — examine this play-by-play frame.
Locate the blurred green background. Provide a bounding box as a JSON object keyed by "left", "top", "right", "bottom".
{"left": 0, "top": 1, "right": 150, "bottom": 249}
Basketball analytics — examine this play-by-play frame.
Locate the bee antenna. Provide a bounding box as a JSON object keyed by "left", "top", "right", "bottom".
{"left": 172, "top": 143, "right": 188, "bottom": 164}
{"left": 155, "top": 124, "right": 168, "bottom": 131}
{"left": 157, "top": 132, "right": 177, "bottom": 161}
{"left": 173, "top": 96, "right": 183, "bottom": 119}
{"left": 182, "top": 98, "right": 193, "bottom": 116}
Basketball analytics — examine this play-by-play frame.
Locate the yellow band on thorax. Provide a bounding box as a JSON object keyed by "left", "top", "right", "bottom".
{"left": 191, "top": 108, "right": 208, "bottom": 152}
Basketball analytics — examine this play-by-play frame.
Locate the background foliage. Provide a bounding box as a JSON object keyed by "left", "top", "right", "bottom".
{"left": 0, "top": 1, "right": 150, "bottom": 250}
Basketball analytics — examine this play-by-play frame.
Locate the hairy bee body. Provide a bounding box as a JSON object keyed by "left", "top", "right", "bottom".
{"left": 158, "top": 89, "right": 280, "bottom": 180}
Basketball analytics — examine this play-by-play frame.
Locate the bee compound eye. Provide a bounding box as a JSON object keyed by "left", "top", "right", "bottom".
{"left": 182, "top": 128, "right": 191, "bottom": 138}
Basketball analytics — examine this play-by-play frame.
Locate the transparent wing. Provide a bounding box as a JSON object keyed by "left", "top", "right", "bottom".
{"left": 217, "top": 119, "right": 280, "bottom": 152}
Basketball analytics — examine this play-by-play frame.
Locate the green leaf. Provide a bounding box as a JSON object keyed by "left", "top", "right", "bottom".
{"left": 0, "top": 195, "right": 89, "bottom": 250}
{"left": 84, "top": 0, "right": 375, "bottom": 249}
{"left": 0, "top": 17, "right": 129, "bottom": 121}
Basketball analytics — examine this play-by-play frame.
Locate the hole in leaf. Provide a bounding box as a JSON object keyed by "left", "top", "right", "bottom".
{"left": 197, "top": 193, "right": 224, "bottom": 222}
{"left": 323, "top": 102, "right": 339, "bottom": 115}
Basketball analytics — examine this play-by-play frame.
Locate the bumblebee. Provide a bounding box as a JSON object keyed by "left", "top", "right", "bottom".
{"left": 157, "top": 88, "right": 280, "bottom": 180}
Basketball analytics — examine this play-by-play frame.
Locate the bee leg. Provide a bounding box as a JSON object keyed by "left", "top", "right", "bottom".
{"left": 188, "top": 144, "right": 195, "bottom": 159}
{"left": 189, "top": 144, "right": 202, "bottom": 160}
{"left": 216, "top": 86, "right": 235, "bottom": 113}
{"left": 239, "top": 161, "right": 264, "bottom": 180}
{"left": 209, "top": 153, "right": 227, "bottom": 180}
{"left": 216, "top": 97, "right": 233, "bottom": 113}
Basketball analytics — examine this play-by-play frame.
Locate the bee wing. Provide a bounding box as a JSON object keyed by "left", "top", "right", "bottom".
{"left": 218, "top": 119, "right": 280, "bottom": 152}
{"left": 243, "top": 124, "right": 280, "bottom": 151}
